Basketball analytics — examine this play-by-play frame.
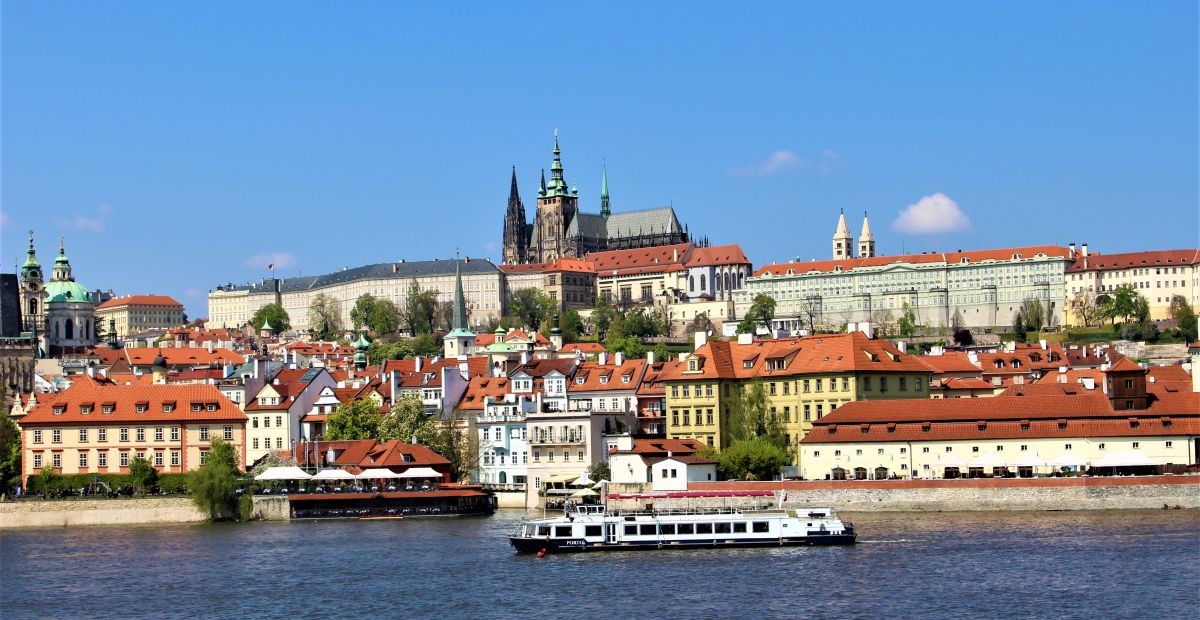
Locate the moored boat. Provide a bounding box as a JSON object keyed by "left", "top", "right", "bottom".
{"left": 509, "top": 504, "right": 855, "bottom": 554}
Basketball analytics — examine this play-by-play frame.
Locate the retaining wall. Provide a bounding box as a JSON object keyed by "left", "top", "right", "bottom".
{"left": 0, "top": 497, "right": 206, "bottom": 529}
{"left": 607, "top": 475, "right": 1200, "bottom": 512}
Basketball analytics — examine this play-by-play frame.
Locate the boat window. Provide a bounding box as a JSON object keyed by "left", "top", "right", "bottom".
{"left": 714, "top": 523, "right": 731, "bottom": 534}
{"left": 660, "top": 524, "right": 676, "bottom": 535}
{"left": 752, "top": 521, "right": 770, "bottom": 533}
{"left": 624, "top": 524, "right": 638, "bottom": 536}
{"left": 585, "top": 525, "right": 602, "bottom": 537}
{"left": 639, "top": 524, "right": 657, "bottom": 536}
{"left": 733, "top": 523, "right": 747, "bottom": 533}
{"left": 678, "top": 523, "right": 694, "bottom": 535}
{"left": 697, "top": 523, "right": 713, "bottom": 534}
{"left": 554, "top": 526, "right": 573, "bottom": 537}
{"left": 537, "top": 526, "right": 550, "bottom": 537}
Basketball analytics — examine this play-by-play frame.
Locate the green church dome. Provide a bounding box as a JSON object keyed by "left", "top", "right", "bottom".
{"left": 46, "top": 280, "right": 92, "bottom": 303}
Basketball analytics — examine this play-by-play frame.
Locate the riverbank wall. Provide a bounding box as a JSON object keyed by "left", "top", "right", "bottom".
{"left": 0, "top": 497, "right": 206, "bottom": 529}
{"left": 605, "top": 475, "right": 1200, "bottom": 512}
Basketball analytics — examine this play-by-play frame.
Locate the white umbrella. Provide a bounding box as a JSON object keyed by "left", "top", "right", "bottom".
{"left": 570, "top": 487, "right": 599, "bottom": 498}
{"left": 933, "top": 453, "right": 968, "bottom": 468}
{"left": 397, "top": 467, "right": 442, "bottom": 479}
{"left": 1010, "top": 453, "right": 1046, "bottom": 468}
{"left": 570, "top": 473, "right": 593, "bottom": 487}
{"left": 358, "top": 468, "right": 404, "bottom": 479}
{"left": 254, "top": 466, "right": 313, "bottom": 481}
{"left": 969, "top": 453, "right": 1007, "bottom": 469}
{"left": 1092, "top": 451, "right": 1157, "bottom": 468}
{"left": 312, "top": 468, "right": 356, "bottom": 481}
{"left": 1049, "top": 451, "right": 1088, "bottom": 468}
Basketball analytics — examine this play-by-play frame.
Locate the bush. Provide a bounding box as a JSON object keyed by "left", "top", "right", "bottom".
{"left": 25, "top": 470, "right": 190, "bottom": 496}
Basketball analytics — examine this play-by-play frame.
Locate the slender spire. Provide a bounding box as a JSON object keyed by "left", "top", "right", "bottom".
{"left": 834, "top": 208, "right": 851, "bottom": 237}
{"left": 600, "top": 159, "right": 611, "bottom": 219}
{"left": 833, "top": 208, "right": 853, "bottom": 260}
{"left": 508, "top": 165, "right": 520, "bottom": 202}
{"left": 860, "top": 210, "right": 874, "bottom": 241}
{"left": 545, "top": 130, "right": 569, "bottom": 196}
{"left": 538, "top": 168, "right": 547, "bottom": 196}
{"left": 452, "top": 255, "right": 468, "bottom": 331}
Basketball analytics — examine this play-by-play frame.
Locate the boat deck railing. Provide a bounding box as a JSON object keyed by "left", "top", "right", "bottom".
{"left": 607, "top": 506, "right": 790, "bottom": 518}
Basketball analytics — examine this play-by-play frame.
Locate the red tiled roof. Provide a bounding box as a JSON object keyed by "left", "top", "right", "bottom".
{"left": 621, "top": 438, "right": 708, "bottom": 456}
{"left": 295, "top": 439, "right": 450, "bottom": 470}
{"left": 1067, "top": 249, "right": 1200, "bottom": 273}
{"left": 456, "top": 376, "right": 513, "bottom": 411}
{"left": 545, "top": 257, "right": 595, "bottom": 274}
{"left": 683, "top": 244, "right": 750, "bottom": 268}
{"left": 938, "top": 377, "right": 995, "bottom": 391}
{"left": 96, "top": 295, "right": 183, "bottom": 310}
{"left": 568, "top": 359, "right": 646, "bottom": 392}
{"left": 21, "top": 377, "right": 246, "bottom": 425}
{"left": 499, "top": 262, "right": 548, "bottom": 274}
{"left": 512, "top": 357, "right": 577, "bottom": 378}
{"left": 1106, "top": 357, "right": 1145, "bottom": 374}
{"left": 756, "top": 245, "right": 1071, "bottom": 277}
{"left": 560, "top": 343, "right": 607, "bottom": 355}
{"left": 124, "top": 347, "right": 245, "bottom": 366}
{"left": 1147, "top": 366, "right": 1193, "bottom": 395}
{"left": 588, "top": 243, "right": 692, "bottom": 276}
{"left": 916, "top": 353, "right": 982, "bottom": 374}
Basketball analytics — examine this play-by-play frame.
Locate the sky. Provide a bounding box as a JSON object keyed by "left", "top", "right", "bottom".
{"left": 2, "top": 1, "right": 1197, "bottom": 317}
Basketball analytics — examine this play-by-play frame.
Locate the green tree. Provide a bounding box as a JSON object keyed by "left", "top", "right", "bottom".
{"left": 403, "top": 279, "right": 439, "bottom": 335}
{"left": 369, "top": 339, "right": 415, "bottom": 362}
{"left": 737, "top": 294, "right": 776, "bottom": 334}
{"left": 251, "top": 303, "right": 291, "bottom": 333}
{"left": 561, "top": 310, "right": 584, "bottom": 342}
{"left": 35, "top": 466, "right": 61, "bottom": 495}
{"left": 128, "top": 457, "right": 158, "bottom": 495}
{"left": 0, "top": 395, "right": 21, "bottom": 487}
{"left": 410, "top": 334, "right": 440, "bottom": 358}
{"left": 325, "top": 398, "right": 382, "bottom": 440}
{"left": 308, "top": 293, "right": 342, "bottom": 339}
{"left": 1013, "top": 298, "right": 1046, "bottom": 341}
{"left": 187, "top": 438, "right": 241, "bottom": 520}
{"left": 588, "top": 460, "right": 611, "bottom": 482}
{"left": 369, "top": 298, "right": 400, "bottom": 335}
{"left": 590, "top": 296, "right": 617, "bottom": 337}
{"left": 1170, "top": 296, "right": 1197, "bottom": 342}
{"left": 508, "top": 288, "right": 556, "bottom": 332}
{"left": 725, "top": 381, "right": 786, "bottom": 448}
{"left": 606, "top": 336, "right": 645, "bottom": 360}
{"left": 652, "top": 342, "right": 671, "bottom": 364}
{"left": 713, "top": 436, "right": 789, "bottom": 481}
{"left": 378, "top": 395, "right": 440, "bottom": 444}
{"left": 897, "top": 302, "right": 918, "bottom": 338}
{"left": 622, "top": 307, "right": 661, "bottom": 338}
{"left": 1100, "top": 284, "right": 1140, "bottom": 325}
{"left": 350, "top": 293, "right": 378, "bottom": 331}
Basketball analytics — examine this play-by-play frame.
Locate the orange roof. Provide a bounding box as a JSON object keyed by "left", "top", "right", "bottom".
{"left": 124, "top": 347, "right": 245, "bottom": 366}
{"left": 568, "top": 358, "right": 646, "bottom": 392}
{"left": 659, "top": 332, "right": 931, "bottom": 382}
{"left": 456, "top": 377, "right": 513, "bottom": 411}
{"left": 96, "top": 295, "right": 184, "bottom": 310}
{"left": 1106, "top": 357, "right": 1145, "bottom": 374}
{"left": 560, "top": 342, "right": 607, "bottom": 355}
{"left": 916, "top": 353, "right": 981, "bottom": 374}
{"left": 295, "top": 439, "right": 451, "bottom": 470}
{"left": 937, "top": 377, "right": 995, "bottom": 391}
{"left": 1067, "top": 249, "right": 1200, "bottom": 273}
{"left": 545, "top": 257, "right": 595, "bottom": 274}
{"left": 21, "top": 377, "right": 246, "bottom": 426}
{"left": 588, "top": 243, "right": 692, "bottom": 276}
{"left": 683, "top": 244, "right": 750, "bottom": 268}
{"left": 619, "top": 438, "right": 708, "bottom": 456}
{"left": 755, "top": 245, "right": 1071, "bottom": 277}
{"left": 1147, "top": 365, "right": 1193, "bottom": 395}
{"left": 499, "top": 262, "right": 548, "bottom": 274}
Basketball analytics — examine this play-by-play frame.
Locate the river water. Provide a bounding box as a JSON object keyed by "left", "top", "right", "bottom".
{"left": 2, "top": 509, "right": 1198, "bottom": 619}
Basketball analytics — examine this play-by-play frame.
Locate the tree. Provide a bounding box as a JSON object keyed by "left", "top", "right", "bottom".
{"left": 325, "top": 399, "right": 382, "bottom": 440}
{"left": 369, "top": 299, "right": 400, "bottom": 335}
{"left": 591, "top": 296, "right": 617, "bottom": 338}
{"left": 737, "top": 294, "right": 776, "bottom": 334}
{"left": 350, "top": 294, "right": 378, "bottom": 331}
{"left": 251, "top": 303, "right": 290, "bottom": 333}
{"left": 872, "top": 309, "right": 895, "bottom": 337}
{"left": 508, "top": 288, "right": 556, "bottom": 332}
{"left": 434, "top": 300, "right": 455, "bottom": 332}
{"left": 685, "top": 312, "right": 714, "bottom": 337}
{"left": 622, "top": 307, "right": 661, "bottom": 338}
{"left": 561, "top": 310, "right": 584, "bottom": 342}
{"left": 725, "top": 381, "right": 785, "bottom": 448}
{"left": 369, "top": 339, "right": 415, "bottom": 362}
{"left": 378, "top": 395, "right": 440, "bottom": 444}
{"left": 128, "top": 457, "right": 158, "bottom": 495}
{"left": 897, "top": 302, "right": 918, "bottom": 338}
{"left": 801, "top": 296, "right": 822, "bottom": 334}
{"left": 403, "top": 280, "right": 439, "bottom": 335}
{"left": 0, "top": 399, "right": 21, "bottom": 488}
{"left": 1170, "top": 296, "right": 1197, "bottom": 343}
{"left": 1068, "top": 291, "right": 1100, "bottom": 327}
{"left": 1100, "top": 284, "right": 1140, "bottom": 325}
{"left": 652, "top": 342, "right": 671, "bottom": 364}
{"left": 410, "top": 334, "right": 440, "bottom": 358}
{"left": 606, "top": 336, "right": 645, "bottom": 360}
{"left": 588, "top": 460, "right": 611, "bottom": 482}
{"left": 248, "top": 450, "right": 298, "bottom": 479}
{"left": 307, "top": 293, "right": 342, "bottom": 340}
{"left": 1014, "top": 298, "right": 1046, "bottom": 341}
{"left": 188, "top": 438, "right": 241, "bottom": 520}
{"left": 714, "top": 436, "right": 789, "bottom": 481}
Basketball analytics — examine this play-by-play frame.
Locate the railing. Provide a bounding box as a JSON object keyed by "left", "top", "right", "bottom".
{"left": 481, "top": 482, "right": 526, "bottom": 492}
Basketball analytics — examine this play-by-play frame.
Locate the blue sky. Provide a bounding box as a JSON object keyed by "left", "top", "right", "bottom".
{"left": 2, "top": 1, "right": 1197, "bottom": 317}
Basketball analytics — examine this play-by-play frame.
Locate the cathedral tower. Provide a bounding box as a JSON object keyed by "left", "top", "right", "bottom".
{"left": 502, "top": 166, "right": 529, "bottom": 264}
{"left": 19, "top": 231, "right": 46, "bottom": 334}
{"left": 832, "top": 209, "right": 854, "bottom": 260}
{"left": 600, "top": 160, "right": 611, "bottom": 219}
{"left": 534, "top": 131, "right": 579, "bottom": 262}
{"left": 858, "top": 211, "right": 876, "bottom": 258}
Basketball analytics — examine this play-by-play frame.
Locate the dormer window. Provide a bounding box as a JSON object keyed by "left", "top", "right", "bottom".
{"left": 599, "top": 376, "right": 609, "bottom": 385}
{"left": 689, "top": 360, "right": 699, "bottom": 371}
{"left": 136, "top": 403, "right": 148, "bottom": 413}
{"left": 191, "top": 403, "right": 203, "bottom": 412}
{"left": 53, "top": 405, "right": 66, "bottom": 415}
{"left": 576, "top": 377, "right": 585, "bottom": 385}
{"left": 102, "top": 404, "right": 114, "bottom": 414}
{"left": 80, "top": 404, "right": 92, "bottom": 414}
{"left": 742, "top": 360, "right": 753, "bottom": 369}
{"left": 163, "top": 403, "right": 175, "bottom": 412}
{"left": 621, "top": 375, "right": 631, "bottom": 384}
{"left": 206, "top": 403, "right": 218, "bottom": 411}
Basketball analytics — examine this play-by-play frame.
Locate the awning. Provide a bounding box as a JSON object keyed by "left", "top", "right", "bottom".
{"left": 570, "top": 487, "right": 600, "bottom": 498}
{"left": 358, "top": 468, "right": 404, "bottom": 479}
{"left": 570, "top": 473, "right": 593, "bottom": 487}
{"left": 933, "top": 453, "right": 968, "bottom": 468}
{"left": 312, "top": 468, "right": 357, "bottom": 481}
{"left": 255, "top": 466, "right": 313, "bottom": 481}
{"left": 1049, "top": 451, "right": 1088, "bottom": 467}
{"left": 968, "top": 453, "right": 1007, "bottom": 469}
{"left": 1009, "top": 453, "right": 1047, "bottom": 468}
{"left": 397, "top": 467, "right": 442, "bottom": 479}
{"left": 1091, "top": 451, "right": 1158, "bottom": 468}
{"left": 544, "top": 473, "right": 580, "bottom": 484}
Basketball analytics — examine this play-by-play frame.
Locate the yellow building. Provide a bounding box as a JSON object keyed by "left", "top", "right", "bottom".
{"left": 94, "top": 295, "right": 186, "bottom": 339}
{"left": 660, "top": 332, "right": 932, "bottom": 460}
{"left": 20, "top": 379, "right": 247, "bottom": 480}
{"left": 1066, "top": 249, "right": 1199, "bottom": 322}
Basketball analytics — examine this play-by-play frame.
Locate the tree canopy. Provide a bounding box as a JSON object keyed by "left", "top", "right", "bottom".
{"left": 590, "top": 296, "right": 617, "bottom": 338}
{"left": 308, "top": 293, "right": 342, "bottom": 340}
{"left": 403, "top": 280, "right": 439, "bottom": 335}
{"left": 128, "top": 457, "right": 158, "bottom": 494}
{"left": 737, "top": 294, "right": 776, "bottom": 334}
{"left": 325, "top": 398, "right": 382, "bottom": 440}
{"left": 351, "top": 294, "right": 401, "bottom": 336}
{"left": 560, "top": 309, "right": 584, "bottom": 342}
{"left": 1100, "top": 285, "right": 1140, "bottom": 325}
{"left": 1170, "top": 295, "right": 1197, "bottom": 343}
{"left": 378, "top": 395, "right": 442, "bottom": 445}
{"left": 897, "top": 302, "right": 918, "bottom": 338}
{"left": 0, "top": 390, "right": 21, "bottom": 487}
{"left": 708, "top": 437, "right": 789, "bottom": 481}
{"left": 187, "top": 438, "right": 241, "bottom": 520}
{"left": 508, "top": 288, "right": 556, "bottom": 332}
{"left": 251, "top": 303, "right": 291, "bottom": 333}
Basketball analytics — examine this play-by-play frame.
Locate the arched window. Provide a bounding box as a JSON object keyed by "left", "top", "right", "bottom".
{"left": 700, "top": 274, "right": 707, "bottom": 290}
{"left": 65, "top": 320, "right": 74, "bottom": 340}
{"left": 498, "top": 471, "right": 507, "bottom": 483}
{"left": 689, "top": 276, "right": 695, "bottom": 291}
{"left": 28, "top": 299, "right": 38, "bottom": 315}
{"left": 715, "top": 272, "right": 722, "bottom": 291}
{"left": 725, "top": 273, "right": 731, "bottom": 291}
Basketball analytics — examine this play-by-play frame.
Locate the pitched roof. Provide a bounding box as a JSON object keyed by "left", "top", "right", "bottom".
{"left": 588, "top": 243, "right": 692, "bottom": 277}
{"left": 1067, "top": 249, "right": 1200, "bottom": 273}
{"left": 545, "top": 257, "right": 595, "bottom": 274}
{"left": 755, "top": 245, "right": 1071, "bottom": 277}
{"left": 21, "top": 378, "right": 246, "bottom": 425}
{"left": 456, "top": 376, "right": 513, "bottom": 411}
{"left": 916, "top": 353, "right": 982, "bottom": 374}
{"left": 295, "top": 439, "right": 450, "bottom": 469}
{"left": 96, "top": 295, "right": 183, "bottom": 310}
{"left": 568, "top": 358, "right": 646, "bottom": 392}
{"left": 603, "top": 207, "right": 684, "bottom": 239}
{"left": 511, "top": 357, "right": 577, "bottom": 378}
{"left": 683, "top": 244, "right": 750, "bottom": 268}
{"left": 560, "top": 342, "right": 607, "bottom": 355}
{"left": 124, "top": 347, "right": 245, "bottom": 367}
{"left": 618, "top": 438, "right": 708, "bottom": 456}
{"left": 222, "top": 258, "right": 499, "bottom": 294}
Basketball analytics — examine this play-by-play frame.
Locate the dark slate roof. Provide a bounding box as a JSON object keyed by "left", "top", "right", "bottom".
{"left": 605, "top": 207, "right": 683, "bottom": 239}
{"left": 222, "top": 259, "right": 499, "bottom": 294}
{"left": 566, "top": 213, "right": 609, "bottom": 240}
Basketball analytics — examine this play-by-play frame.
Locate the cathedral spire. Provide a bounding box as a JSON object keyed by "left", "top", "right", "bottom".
{"left": 21, "top": 230, "right": 42, "bottom": 283}
{"left": 832, "top": 208, "right": 853, "bottom": 260}
{"left": 53, "top": 235, "right": 74, "bottom": 281}
{"left": 538, "top": 168, "right": 546, "bottom": 197}
{"left": 600, "top": 159, "right": 611, "bottom": 219}
{"left": 502, "top": 166, "right": 529, "bottom": 264}
{"left": 545, "top": 130, "right": 569, "bottom": 196}
{"left": 509, "top": 165, "right": 520, "bottom": 203}
{"left": 858, "top": 211, "right": 876, "bottom": 258}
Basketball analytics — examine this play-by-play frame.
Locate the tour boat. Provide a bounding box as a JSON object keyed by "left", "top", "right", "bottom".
{"left": 508, "top": 504, "right": 855, "bottom": 554}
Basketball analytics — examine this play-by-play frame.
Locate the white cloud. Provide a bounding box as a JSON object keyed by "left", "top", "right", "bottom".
{"left": 893, "top": 193, "right": 972, "bottom": 234}
{"left": 243, "top": 252, "right": 297, "bottom": 270}
{"left": 818, "top": 149, "right": 844, "bottom": 176}
{"left": 732, "top": 150, "right": 807, "bottom": 176}
{"left": 55, "top": 203, "right": 112, "bottom": 234}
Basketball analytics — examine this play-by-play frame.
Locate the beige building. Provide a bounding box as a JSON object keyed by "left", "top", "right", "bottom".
{"left": 1066, "top": 249, "right": 1199, "bottom": 322}
{"left": 20, "top": 379, "right": 248, "bottom": 480}
{"left": 592, "top": 243, "right": 690, "bottom": 310}
{"left": 208, "top": 258, "right": 504, "bottom": 331}
{"left": 95, "top": 295, "right": 186, "bottom": 339}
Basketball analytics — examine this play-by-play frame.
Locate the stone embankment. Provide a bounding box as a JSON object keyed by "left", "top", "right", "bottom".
{"left": 0, "top": 497, "right": 206, "bottom": 529}
{"left": 607, "top": 475, "right": 1200, "bottom": 512}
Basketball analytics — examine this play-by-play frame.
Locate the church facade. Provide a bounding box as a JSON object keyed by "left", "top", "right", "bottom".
{"left": 502, "top": 134, "right": 700, "bottom": 265}
{"left": 19, "top": 232, "right": 97, "bottom": 354}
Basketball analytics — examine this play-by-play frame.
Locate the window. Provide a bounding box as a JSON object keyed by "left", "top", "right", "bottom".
{"left": 98, "top": 452, "right": 107, "bottom": 468}
{"left": 705, "top": 384, "right": 713, "bottom": 397}
{"left": 671, "top": 386, "right": 679, "bottom": 398}
{"left": 200, "top": 426, "right": 210, "bottom": 441}
{"left": 706, "top": 409, "right": 714, "bottom": 425}
{"left": 1166, "top": 441, "right": 1173, "bottom": 448}
{"left": 802, "top": 380, "right": 811, "bottom": 393}
{"left": 855, "top": 449, "right": 862, "bottom": 456}
{"left": 52, "top": 453, "right": 62, "bottom": 468}
{"left": 253, "top": 438, "right": 260, "bottom": 450}
{"left": 136, "top": 428, "right": 145, "bottom": 442}
{"left": 1064, "top": 443, "right": 1072, "bottom": 450}
{"left": 52, "top": 429, "right": 62, "bottom": 444}
{"left": 900, "top": 447, "right": 907, "bottom": 454}
{"left": 834, "top": 450, "right": 841, "bottom": 457}
{"left": 79, "top": 429, "right": 88, "bottom": 443}
{"left": 678, "top": 523, "right": 694, "bottom": 535}
{"left": 199, "top": 451, "right": 208, "bottom": 465}
{"left": 275, "top": 416, "right": 283, "bottom": 428}
{"left": 696, "top": 523, "right": 713, "bottom": 534}
{"left": 154, "top": 451, "right": 164, "bottom": 467}
{"left": 276, "top": 438, "right": 283, "bottom": 449}
{"left": 972, "top": 446, "right": 980, "bottom": 453}
{"left": 224, "top": 426, "right": 233, "bottom": 441}
{"left": 899, "top": 377, "right": 908, "bottom": 391}
{"left": 263, "top": 417, "right": 270, "bottom": 428}
{"left": 624, "top": 525, "right": 637, "bottom": 536}
{"left": 804, "top": 404, "right": 811, "bottom": 421}
{"left": 877, "top": 448, "right": 884, "bottom": 455}
{"left": 841, "top": 377, "right": 849, "bottom": 391}
{"left": 578, "top": 450, "right": 585, "bottom": 461}
{"left": 816, "top": 379, "right": 823, "bottom": 392}
{"left": 945, "top": 447, "right": 952, "bottom": 453}
{"left": 171, "top": 427, "right": 179, "bottom": 441}
{"left": 752, "top": 521, "right": 770, "bottom": 533}
{"left": 33, "top": 430, "right": 42, "bottom": 444}
{"left": 922, "top": 447, "right": 929, "bottom": 453}
{"left": 33, "top": 453, "right": 42, "bottom": 469}
{"left": 585, "top": 525, "right": 602, "bottom": 537}
{"left": 1132, "top": 442, "right": 1139, "bottom": 449}
{"left": 163, "top": 403, "right": 174, "bottom": 413}
{"left": 120, "top": 452, "right": 129, "bottom": 467}
{"left": 1020, "top": 445, "right": 1028, "bottom": 451}
{"left": 79, "top": 453, "right": 88, "bottom": 468}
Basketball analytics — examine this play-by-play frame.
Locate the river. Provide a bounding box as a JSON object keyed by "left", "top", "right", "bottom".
{"left": 2, "top": 509, "right": 1197, "bottom": 618}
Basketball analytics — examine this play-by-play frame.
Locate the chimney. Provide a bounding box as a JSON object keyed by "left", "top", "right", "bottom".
{"left": 647, "top": 351, "right": 655, "bottom": 364}
{"left": 1014, "top": 375, "right": 1024, "bottom": 385}
{"left": 1068, "top": 243, "right": 1075, "bottom": 260}
{"left": 520, "top": 351, "right": 530, "bottom": 365}
{"left": 673, "top": 248, "right": 678, "bottom": 262}
{"left": 414, "top": 356, "right": 423, "bottom": 373}
{"left": 598, "top": 352, "right": 608, "bottom": 366}
{"left": 458, "top": 355, "right": 469, "bottom": 379}
{"left": 615, "top": 352, "right": 625, "bottom": 366}
{"left": 737, "top": 332, "right": 753, "bottom": 345}
{"left": 1057, "top": 373, "right": 1066, "bottom": 384}
{"left": 206, "top": 341, "right": 214, "bottom": 353}
{"left": 897, "top": 341, "right": 907, "bottom": 353}
{"left": 694, "top": 331, "right": 707, "bottom": 350}
{"left": 1039, "top": 339, "right": 1047, "bottom": 350}
{"left": 1082, "top": 243, "right": 1089, "bottom": 269}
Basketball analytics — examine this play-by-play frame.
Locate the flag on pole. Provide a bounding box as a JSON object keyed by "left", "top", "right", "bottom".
{"left": 268, "top": 263, "right": 275, "bottom": 270}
